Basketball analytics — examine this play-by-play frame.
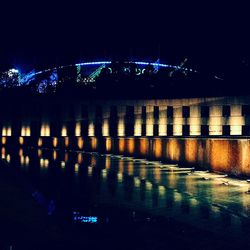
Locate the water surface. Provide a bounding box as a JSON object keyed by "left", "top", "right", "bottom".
{"left": 1, "top": 146, "right": 250, "bottom": 248}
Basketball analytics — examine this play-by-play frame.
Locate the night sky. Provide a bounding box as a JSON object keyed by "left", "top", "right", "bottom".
{"left": 1, "top": 1, "right": 250, "bottom": 77}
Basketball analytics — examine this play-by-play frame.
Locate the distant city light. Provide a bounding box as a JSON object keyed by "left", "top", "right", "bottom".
{"left": 73, "top": 212, "right": 98, "bottom": 223}
{"left": 9, "top": 68, "right": 19, "bottom": 73}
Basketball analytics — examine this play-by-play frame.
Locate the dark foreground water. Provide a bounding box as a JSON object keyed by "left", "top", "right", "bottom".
{"left": 1, "top": 146, "right": 250, "bottom": 249}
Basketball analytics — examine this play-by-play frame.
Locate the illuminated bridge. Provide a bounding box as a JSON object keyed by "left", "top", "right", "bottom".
{"left": 21, "top": 60, "right": 195, "bottom": 83}
{"left": 1, "top": 60, "right": 198, "bottom": 94}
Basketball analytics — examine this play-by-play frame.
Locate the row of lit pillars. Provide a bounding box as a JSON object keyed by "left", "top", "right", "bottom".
{"left": 0, "top": 116, "right": 246, "bottom": 138}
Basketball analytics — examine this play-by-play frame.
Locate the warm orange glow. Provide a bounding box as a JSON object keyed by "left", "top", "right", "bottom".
{"left": 7, "top": 127, "right": 12, "bottom": 136}
{"left": 209, "top": 112, "right": 222, "bottom": 135}
{"left": 153, "top": 138, "right": 162, "bottom": 159}
{"left": 127, "top": 138, "right": 135, "bottom": 154}
{"left": 40, "top": 124, "right": 50, "bottom": 136}
{"left": 127, "top": 161, "right": 134, "bottom": 176}
{"left": 21, "top": 126, "right": 31, "bottom": 136}
{"left": 159, "top": 116, "right": 167, "bottom": 136}
{"left": 168, "top": 171, "right": 178, "bottom": 189}
{"left": 173, "top": 110, "right": 182, "bottom": 135}
{"left": 118, "top": 138, "right": 125, "bottom": 153}
{"left": 38, "top": 149, "right": 42, "bottom": 158}
{"left": 19, "top": 137, "right": 24, "bottom": 145}
{"left": 21, "top": 127, "right": 25, "bottom": 137}
{"left": 190, "top": 115, "right": 201, "bottom": 136}
{"left": 158, "top": 125, "right": 166, "bottom": 136}
{"left": 166, "top": 139, "right": 180, "bottom": 161}
{"left": 90, "top": 137, "right": 97, "bottom": 150}
{"left": 105, "top": 137, "right": 112, "bottom": 152}
{"left": 3, "top": 99, "right": 250, "bottom": 179}
{"left": 26, "top": 127, "right": 31, "bottom": 136}
{"left": 53, "top": 138, "right": 58, "bottom": 148}
{"left": 38, "top": 138, "right": 43, "bottom": 147}
{"left": 230, "top": 125, "right": 242, "bottom": 135}
{"left": 25, "top": 156, "right": 30, "bottom": 166}
{"left": 118, "top": 118, "right": 125, "bottom": 136}
{"left": 77, "top": 153, "right": 83, "bottom": 164}
{"left": 105, "top": 157, "right": 111, "bottom": 169}
{"left": 2, "top": 127, "right": 11, "bottom": 136}
{"left": 1, "top": 137, "right": 6, "bottom": 145}
{"left": 64, "top": 152, "right": 69, "bottom": 162}
{"left": 229, "top": 116, "right": 244, "bottom": 135}
{"left": 241, "top": 141, "right": 250, "bottom": 175}
{"left": 20, "top": 155, "right": 25, "bottom": 165}
{"left": 146, "top": 124, "right": 153, "bottom": 136}
{"left": 139, "top": 138, "right": 148, "bottom": 156}
{"left": 41, "top": 126, "right": 46, "bottom": 137}
{"left": 134, "top": 119, "right": 141, "bottom": 136}
{"left": 64, "top": 137, "right": 69, "bottom": 147}
{"left": 2, "top": 127, "right": 7, "bottom": 136}
{"left": 40, "top": 158, "right": 49, "bottom": 168}
{"left": 88, "top": 123, "right": 95, "bottom": 136}
{"left": 185, "top": 175, "right": 196, "bottom": 193}
{"left": 190, "top": 125, "right": 201, "bottom": 136}
{"left": 173, "top": 120, "right": 182, "bottom": 136}
{"left": 19, "top": 148, "right": 23, "bottom": 157}
{"left": 210, "top": 140, "right": 229, "bottom": 172}
{"left": 61, "top": 126, "right": 67, "bottom": 137}
{"left": 185, "top": 139, "right": 198, "bottom": 163}
{"left": 118, "top": 159, "right": 124, "bottom": 173}
{"left": 209, "top": 125, "right": 222, "bottom": 136}
{"left": 53, "top": 150, "right": 57, "bottom": 160}
{"left": 40, "top": 159, "right": 44, "bottom": 168}
{"left": 75, "top": 122, "right": 81, "bottom": 136}
{"left": 6, "top": 154, "right": 11, "bottom": 163}
{"left": 91, "top": 155, "right": 97, "bottom": 167}
{"left": 154, "top": 167, "right": 161, "bottom": 182}
{"left": 102, "top": 119, "right": 109, "bottom": 136}
{"left": 146, "top": 109, "right": 153, "bottom": 136}
{"left": 1, "top": 147, "right": 6, "bottom": 159}
{"left": 77, "top": 137, "right": 84, "bottom": 149}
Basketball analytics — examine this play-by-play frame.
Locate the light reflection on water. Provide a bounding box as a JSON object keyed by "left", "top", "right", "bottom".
{"left": 1, "top": 147, "right": 250, "bottom": 240}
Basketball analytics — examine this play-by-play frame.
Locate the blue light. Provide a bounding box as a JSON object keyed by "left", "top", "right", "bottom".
{"left": 20, "top": 60, "right": 195, "bottom": 85}
{"left": 134, "top": 61, "right": 183, "bottom": 69}
{"left": 75, "top": 61, "right": 111, "bottom": 66}
{"left": 73, "top": 212, "right": 98, "bottom": 223}
{"left": 9, "top": 68, "right": 19, "bottom": 73}
{"left": 20, "top": 69, "right": 36, "bottom": 85}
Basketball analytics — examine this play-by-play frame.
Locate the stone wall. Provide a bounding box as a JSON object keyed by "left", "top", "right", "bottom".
{"left": 1, "top": 136, "right": 250, "bottom": 177}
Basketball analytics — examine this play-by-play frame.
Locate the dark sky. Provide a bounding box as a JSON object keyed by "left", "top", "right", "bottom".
{"left": 1, "top": 1, "right": 250, "bottom": 76}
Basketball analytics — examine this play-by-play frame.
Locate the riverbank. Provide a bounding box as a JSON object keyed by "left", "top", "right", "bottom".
{"left": 2, "top": 135, "right": 250, "bottom": 177}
